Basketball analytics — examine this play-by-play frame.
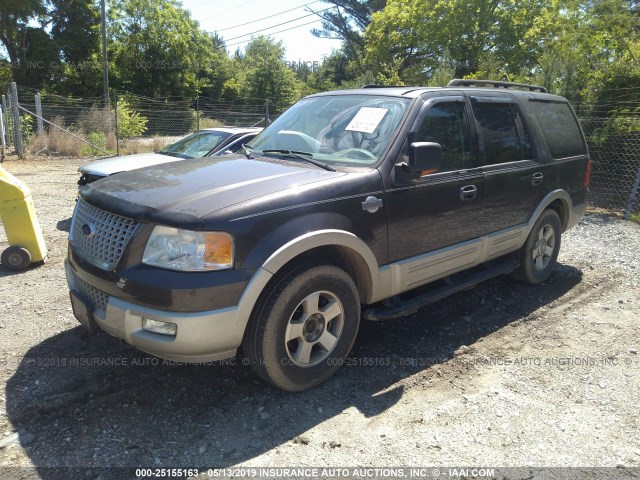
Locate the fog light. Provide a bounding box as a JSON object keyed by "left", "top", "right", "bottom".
{"left": 142, "top": 318, "right": 177, "bottom": 337}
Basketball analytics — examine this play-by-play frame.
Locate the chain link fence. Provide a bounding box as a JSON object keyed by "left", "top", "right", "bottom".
{"left": 1, "top": 82, "right": 639, "bottom": 217}
{"left": 580, "top": 115, "right": 640, "bottom": 217}
{"left": 2, "top": 83, "right": 278, "bottom": 159}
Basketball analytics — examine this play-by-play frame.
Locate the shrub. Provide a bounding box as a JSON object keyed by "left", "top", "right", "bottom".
{"left": 81, "top": 131, "right": 109, "bottom": 156}
{"left": 115, "top": 99, "right": 148, "bottom": 139}
{"left": 78, "top": 105, "right": 112, "bottom": 136}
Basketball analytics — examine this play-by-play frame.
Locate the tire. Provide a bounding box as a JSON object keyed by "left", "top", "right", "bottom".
{"left": 513, "top": 209, "right": 561, "bottom": 284}
{"left": 1, "top": 246, "right": 31, "bottom": 272}
{"left": 243, "top": 262, "right": 360, "bottom": 391}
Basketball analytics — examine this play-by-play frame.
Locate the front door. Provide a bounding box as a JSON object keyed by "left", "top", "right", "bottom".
{"left": 385, "top": 96, "right": 486, "bottom": 263}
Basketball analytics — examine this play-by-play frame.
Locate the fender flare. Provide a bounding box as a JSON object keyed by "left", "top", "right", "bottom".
{"left": 526, "top": 189, "right": 572, "bottom": 235}
{"left": 229, "top": 230, "right": 382, "bottom": 348}
{"left": 261, "top": 229, "right": 382, "bottom": 303}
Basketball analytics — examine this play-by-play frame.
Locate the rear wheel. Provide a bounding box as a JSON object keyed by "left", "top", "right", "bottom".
{"left": 243, "top": 262, "right": 360, "bottom": 391}
{"left": 513, "top": 209, "right": 561, "bottom": 284}
{"left": 1, "top": 246, "right": 31, "bottom": 271}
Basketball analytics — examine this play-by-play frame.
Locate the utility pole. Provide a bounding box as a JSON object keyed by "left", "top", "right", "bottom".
{"left": 101, "top": 0, "right": 110, "bottom": 105}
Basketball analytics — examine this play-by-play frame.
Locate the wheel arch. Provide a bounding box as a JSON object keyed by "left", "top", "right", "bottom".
{"left": 261, "top": 229, "right": 381, "bottom": 304}
{"left": 527, "top": 189, "right": 572, "bottom": 234}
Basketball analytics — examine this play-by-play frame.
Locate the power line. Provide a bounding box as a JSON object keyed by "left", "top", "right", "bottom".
{"left": 226, "top": 18, "right": 326, "bottom": 47}
{"left": 223, "top": 7, "right": 332, "bottom": 43}
{"left": 213, "top": 0, "right": 258, "bottom": 17}
{"left": 215, "top": 1, "right": 322, "bottom": 32}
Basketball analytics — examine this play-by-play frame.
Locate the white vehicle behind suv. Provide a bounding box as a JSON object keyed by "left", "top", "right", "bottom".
{"left": 78, "top": 127, "right": 262, "bottom": 185}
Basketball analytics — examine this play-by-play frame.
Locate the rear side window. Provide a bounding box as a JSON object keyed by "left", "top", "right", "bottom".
{"left": 471, "top": 101, "right": 534, "bottom": 165}
{"left": 529, "top": 101, "right": 586, "bottom": 158}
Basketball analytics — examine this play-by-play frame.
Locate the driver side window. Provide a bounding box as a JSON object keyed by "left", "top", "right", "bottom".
{"left": 414, "top": 102, "right": 472, "bottom": 174}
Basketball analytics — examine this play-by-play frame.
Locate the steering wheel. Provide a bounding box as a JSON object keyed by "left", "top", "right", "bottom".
{"left": 275, "top": 130, "right": 321, "bottom": 153}
{"left": 334, "top": 148, "right": 377, "bottom": 161}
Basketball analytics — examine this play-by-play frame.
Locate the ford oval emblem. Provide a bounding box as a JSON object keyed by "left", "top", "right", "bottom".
{"left": 81, "top": 223, "right": 96, "bottom": 238}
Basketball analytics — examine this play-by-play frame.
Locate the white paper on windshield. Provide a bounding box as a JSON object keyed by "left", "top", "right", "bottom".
{"left": 345, "top": 107, "right": 388, "bottom": 134}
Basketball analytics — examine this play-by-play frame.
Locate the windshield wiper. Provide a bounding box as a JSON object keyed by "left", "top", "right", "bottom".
{"left": 261, "top": 149, "right": 336, "bottom": 172}
{"left": 240, "top": 144, "right": 254, "bottom": 159}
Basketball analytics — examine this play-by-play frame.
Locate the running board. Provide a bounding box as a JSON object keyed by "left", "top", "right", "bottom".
{"left": 363, "top": 260, "right": 519, "bottom": 321}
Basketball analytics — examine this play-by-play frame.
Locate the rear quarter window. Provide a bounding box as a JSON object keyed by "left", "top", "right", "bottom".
{"left": 529, "top": 100, "right": 587, "bottom": 158}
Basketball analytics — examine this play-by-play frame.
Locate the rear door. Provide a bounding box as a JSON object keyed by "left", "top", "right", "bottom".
{"left": 526, "top": 99, "right": 589, "bottom": 208}
{"left": 469, "top": 95, "right": 549, "bottom": 230}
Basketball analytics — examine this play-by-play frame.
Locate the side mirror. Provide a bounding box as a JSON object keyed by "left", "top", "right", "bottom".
{"left": 409, "top": 142, "right": 442, "bottom": 173}
{"left": 394, "top": 142, "right": 442, "bottom": 182}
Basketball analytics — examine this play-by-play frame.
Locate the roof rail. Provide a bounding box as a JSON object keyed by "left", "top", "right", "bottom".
{"left": 361, "top": 84, "right": 407, "bottom": 89}
{"left": 446, "top": 79, "right": 548, "bottom": 93}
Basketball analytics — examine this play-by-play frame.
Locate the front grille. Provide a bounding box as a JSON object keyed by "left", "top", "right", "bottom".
{"left": 70, "top": 198, "right": 139, "bottom": 270}
{"left": 72, "top": 271, "right": 109, "bottom": 313}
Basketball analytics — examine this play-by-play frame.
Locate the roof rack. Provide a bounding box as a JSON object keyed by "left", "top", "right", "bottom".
{"left": 361, "top": 84, "right": 407, "bottom": 89}
{"left": 446, "top": 79, "right": 548, "bottom": 93}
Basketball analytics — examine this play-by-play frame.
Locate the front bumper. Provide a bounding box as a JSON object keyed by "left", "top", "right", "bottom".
{"left": 65, "top": 260, "right": 266, "bottom": 363}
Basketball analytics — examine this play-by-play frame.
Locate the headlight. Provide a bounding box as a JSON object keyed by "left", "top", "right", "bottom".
{"left": 142, "top": 226, "right": 233, "bottom": 271}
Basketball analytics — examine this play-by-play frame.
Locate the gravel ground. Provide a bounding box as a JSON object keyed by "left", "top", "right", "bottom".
{"left": 0, "top": 157, "right": 639, "bottom": 479}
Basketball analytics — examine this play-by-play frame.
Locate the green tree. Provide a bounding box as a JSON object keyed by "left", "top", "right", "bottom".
{"left": 49, "top": 0, "right": 102, "bottom": 96}
{"left": 235, "top": 37, "right": 304, "bottom": 111}
{"left": 0, "top": 0, "right": 102, "bottom": 92}
{"left": 313, "top": 0, "right": 387, "bottom": 75}
{"left": 0, "top": 59, "right": 11, "bottom": 91}
{"left": 364, "top": 0, "right": 558, "bottom": 84}
{"left": 506, "top": 0, "right": 640, "bottom": 107}
{"left": 108, "top": 0, "right": 230, "bottom": 98}
{"left": 51, "top": 0, "right": 100, "bottom": 66}
{"left": 305, "top": 47, "right": 365, "bottom": 91}
{"left": 0, "top": 0, "right": 47, "bottom": 78}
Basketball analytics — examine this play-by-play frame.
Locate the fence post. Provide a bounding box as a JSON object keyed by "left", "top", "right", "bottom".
{"left": 114, "top": 91, "right": 120, "bottom": 156}
{"left": 264, "top": 99, "right": 270, "bottom": 126}
{"left": 624, "top": 162, "right": 640, "bottom": 220}
{"left": 35, "top": 92, "right": 44, "bottom": 136}
{"left": 1, "top": 95, "right": 8, "bottom": 147}
{"left": 0, "top": 105, "right": 5, "bottom": 160}
{"left": 5, "top": 92, "right": 12, "bottom": 146}
{"left": 9, "top": 82, "right": 24, "bottom": 159}
{"left": 196, "top": 97, "right": 200, "bottom": 130}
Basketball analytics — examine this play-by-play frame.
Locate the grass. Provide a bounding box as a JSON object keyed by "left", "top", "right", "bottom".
{"left": 27, "top": 121, "right": 176, "bottom": 158}
{"left": 198, "top": 117, "right": 225, "bottom": 129}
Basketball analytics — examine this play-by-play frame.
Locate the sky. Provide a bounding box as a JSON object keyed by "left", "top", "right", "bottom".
{"left": 180, "top": 0, "right": 342, "bottom": 64}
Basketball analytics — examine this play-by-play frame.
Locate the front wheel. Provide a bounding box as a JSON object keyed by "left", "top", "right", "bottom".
{"left": 513, "top": 209, "right": 561, "bottom": 284}
{"left": 243, "top": 262, "right": 360, "bottom": 391}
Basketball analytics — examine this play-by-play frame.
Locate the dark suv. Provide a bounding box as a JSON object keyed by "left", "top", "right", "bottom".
{"left": 66, "top": 80, "right": 590, "bottom": 391}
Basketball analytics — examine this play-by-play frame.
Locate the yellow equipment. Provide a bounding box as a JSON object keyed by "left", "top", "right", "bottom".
{"left": 0, "top": 165, "right": 47, "bottom": 271}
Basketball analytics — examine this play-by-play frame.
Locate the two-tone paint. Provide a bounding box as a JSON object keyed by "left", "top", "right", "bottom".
{"left": 66, "top": 86, "right": 589, "bottom": 362}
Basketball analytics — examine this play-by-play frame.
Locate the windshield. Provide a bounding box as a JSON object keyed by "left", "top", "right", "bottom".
{"left": 160, "top": 131, "right": 232, "bottom": 159}
{"left": 248, "top": 95, "right": 409, "bottom": 166}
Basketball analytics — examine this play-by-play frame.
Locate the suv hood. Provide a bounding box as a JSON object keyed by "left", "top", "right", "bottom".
{"left": 79, "top": 152, "right": 182, "bottom": 177}
{"left": 81, "top": 156, "right": 347, "bottom": 227}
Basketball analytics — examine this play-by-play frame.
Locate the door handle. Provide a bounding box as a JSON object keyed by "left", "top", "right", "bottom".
{"left": 532, "top": 172, "right": 544, "bottom": 186}
{"left": 459, "top": 185, "right": 477, "bottom": 201}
